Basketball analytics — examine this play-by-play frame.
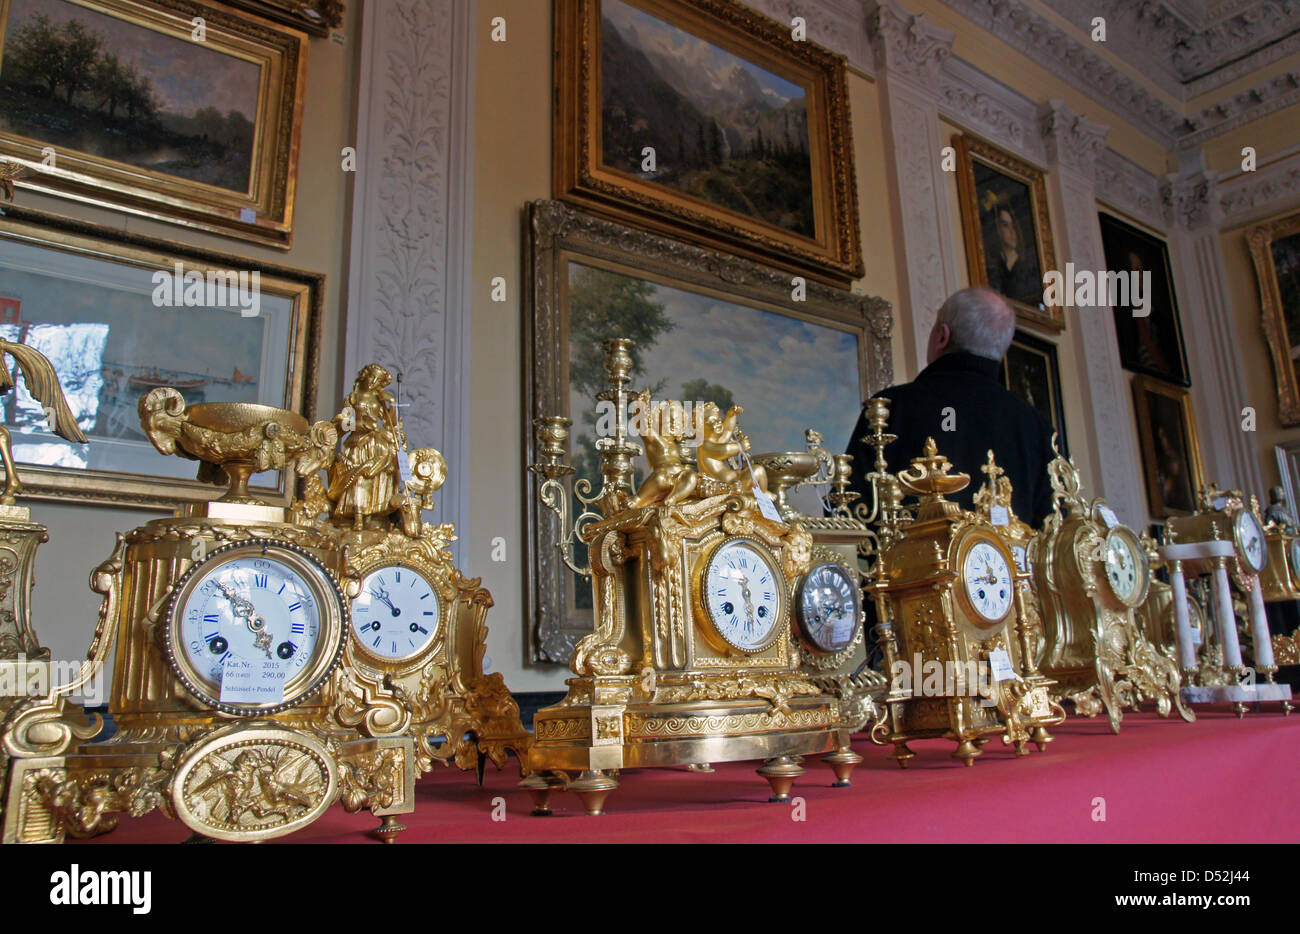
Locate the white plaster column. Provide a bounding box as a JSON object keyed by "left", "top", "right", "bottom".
{"left": 344, "top": 0, "right": 475, "bottom": 563}
{"left": 1161, "top": 162, "right": 1266, "bottom": 497}
{"left": 1038, "top": 100, "right": 1146, "bottom": 527}
{"left": 866, "top": 0, "right": 961, "bottom": 373}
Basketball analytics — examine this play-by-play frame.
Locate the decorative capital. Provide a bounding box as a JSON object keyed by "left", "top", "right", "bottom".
{"left": 1160, "top": 170, "right": 1221, "bottom": 232}
{"left": 1038, "top": 99, "right": 1108, "bottom": 180}
{"left": 866, "top": 0, "right": 954, "bottom": 87}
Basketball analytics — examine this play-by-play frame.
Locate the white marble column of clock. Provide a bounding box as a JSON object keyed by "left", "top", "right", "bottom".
{"left": 1211, "top": 561, "right": 1246, "bottom": 671}
{"left": 865, "top": 0, "right": 961, "bottom": 372}
{"left": 1037, "top": 100, "right": 1145, "bottom": 527}
{"left": 1168, "top": 560, "right": 1197, "bottom": 672}
{"left": 1247, "top": 579, "right": 1277, "bottom": 670}
{"left": 1160, "top": 158, "right": 1265, "bottom": 496}
{"left": 1161, "top": 541, "right": 1232, "bottom": 673}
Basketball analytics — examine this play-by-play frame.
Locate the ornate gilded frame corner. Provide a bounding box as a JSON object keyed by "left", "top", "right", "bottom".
{"left": 219, "top": 0, "right": 344, "bottom": 37}
{"left": 0, "top": 0, "right": 308, "bottom": 248}
{"left": 0, "top": 205, "right": 322, "bottom": 510}
{"left": 524, "top": 198, "right": 892, "bottom": 666}
{"left": 953, "top": 133, "right": 1062, "bottom": 333}
{"left": 1247, "top": 211, "right": 1300, "bottom": 427}
{"left": 553, "top": 0, "right": 863, "bottom": 285}
{"left": 1131, "top": 374, "right": 1205, "bottom": 519}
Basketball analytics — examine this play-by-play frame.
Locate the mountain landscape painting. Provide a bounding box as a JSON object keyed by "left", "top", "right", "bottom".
{"left": 599, "top": 0, "right": 815, "bottom": 238}
{"left": 0, "top": 0, "right": 260, "bottom": 193}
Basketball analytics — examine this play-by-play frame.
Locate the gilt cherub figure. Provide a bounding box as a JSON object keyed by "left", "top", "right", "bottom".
{"left": 697, "top": 401, "right": 767, "bottom": 496}
{"left": 628, "top": 390, "right": 698, "bottom": 508}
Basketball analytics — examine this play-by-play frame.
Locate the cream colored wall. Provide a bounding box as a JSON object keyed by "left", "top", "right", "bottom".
{"left": 15, "top": 4, "right": 362, "bottom": 669}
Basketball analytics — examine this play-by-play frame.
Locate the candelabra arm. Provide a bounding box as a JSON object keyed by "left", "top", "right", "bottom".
{"left": 536, "top": 474, "right": 593, "bottom": 578}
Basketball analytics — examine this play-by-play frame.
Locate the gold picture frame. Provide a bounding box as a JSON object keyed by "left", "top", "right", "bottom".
{"left": 1247, "top": 211, "right": 1300, "bottom": 426}
{"left": 0, "top": 204, "right": 321, "bottom": 509}
{"left": 553, "top": 0, "right": 863, "bottom": 286}
{"left": 1132, "top": 374, "right": 1204, "bottom": 519}
{"left": 0, "top": 0, "right": 308, "bottom": 248}
{"left": 954, "top": 134, "right": 1061, "bottom": 332}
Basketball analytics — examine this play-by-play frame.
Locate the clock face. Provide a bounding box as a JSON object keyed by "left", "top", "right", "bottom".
{"left": 1235, "top": 510, "right": 1266, "bottom": 572}
{"left": 1103, "top": 530, "right": 1146, "bottom": 606}
{"left": 351, "top": 565, "right": 442, "bottom": 664}
{"left": 961, "top": 538, "right": 1013, "bottom": 625}
{"left": 796, "top": 562, "right": 860, "bottom": 654}
{"left": 1011, "top": 544, "right": 1029, "bottom": 574}
{"left": 702, "top": 538, "right": 786, "bottom": 653}
{"left": 166, "top": 541, "right": 345, "bottom": 716}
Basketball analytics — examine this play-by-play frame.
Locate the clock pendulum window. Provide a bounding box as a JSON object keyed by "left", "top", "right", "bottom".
{"left": 1033, "top": 445, "right": 1194, "bottom": 733}
{"left": 1163, "top": 487, "right": 1293, "bottom": 717}
{"left": 865, "top": 426, "right": 1061, "bottom": 767}
{"left": 521, "top": 339, "right": 857, "bottom": 816}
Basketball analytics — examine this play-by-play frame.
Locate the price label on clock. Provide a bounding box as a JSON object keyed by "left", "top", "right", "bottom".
{"left": 1098, "top": 506, "right": 1120, "bottom": 529}
{"left": 988, "top": 648, "right": 1017, "bottom": 682}
{"left": 829, "top": 613, "right": 856, "bottom": 646}
{"left": 397, "top": 449, "right": 413, "bottom": 487}
{"left": 990, "top": 505, "right": 1010, "bottom": 526}
{"left": 219, "top": 656, "right": 287, "bottom": 705}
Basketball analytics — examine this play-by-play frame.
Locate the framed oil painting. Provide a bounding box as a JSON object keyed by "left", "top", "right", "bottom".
{"left": 1248, "top": 211, "right": 1300, "bottom": 426}
{"left": 999, "top": 330, "right": 1068, "bottom": 457}
{"left": 0, "top": 0, "right": 307, "bottom": 248}
{"left": 0, "top": 205, "right": 320, "bottom": 508}
{"left": 1098, "top": 212, "right": 1189, "bottom": 386}
{"left": 525, "top": 199, "right": 892, "bottom": 665}
{"left": 553, "top": 0, "right": 863, "bottom": 285}
{"left": 954, "top": 134, "right": 1061, "bottom": 332}
{"left": 1132, "top": 375, "right": 1204, "bottom": 518}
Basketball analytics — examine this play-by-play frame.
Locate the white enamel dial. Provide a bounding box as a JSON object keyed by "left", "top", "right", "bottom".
{"left": 1291, "top": 538, "right": 1300, "bottom": 577}
{"left": 797, "top": 562, "right": 860, "bottom": 654}
{"left": 351, "top": 565, "right": 442, "bottom": 664}
{"left": 1235, "top": 510, "right": 1266, "bottom": 572}
{"left": 961, "top": 539, "right": 1013, "bottom": 624}
{"left": 1104, "top": 534, "right": 1140, "bottom": 603}
{"left": 166, "top": 541, "right": 345, "bottom": 715}
{"left": 703, "top": 539, "right": 785, "bottom": 653}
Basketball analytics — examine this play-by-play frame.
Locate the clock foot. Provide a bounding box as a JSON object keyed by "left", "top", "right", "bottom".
{"left": 1283, "top": 700, "right": 1294, "bottom": 716}
{"left": 1030, "top": 726, "right": 1053, "bottom": 752}
{"left": 686, "top": 762, "right": 715, "bottom": 773}
{"left": 374, "top": 814, "right": 406, "bottom": 844}
{"left": 757, "top": 755, "right": 804, "bottom": 802}
{"left": 519, "top": 771, "right": 559, "bottom": 816}
{"left": 823, "top": 746, "right": 862, "bottom": 787}
{"left": 973, "top": 736, "right": 989, "bottom": 746}
{"left": 1014, "top": 741, "right": 1029, "bottom": 756}
{"left": 570, "top": 769, "right": 618, "bottom": 816}
{"left": 889, "top": 742, "right": 915, "bottom": 769}
{"left": 1234, "top": 702, "right": 1247, "bottom": 719}
{"left": 952, "top": 739, "right": 981, "bottom": 767}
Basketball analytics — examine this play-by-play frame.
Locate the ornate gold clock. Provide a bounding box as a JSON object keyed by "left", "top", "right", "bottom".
{"left": 1260, "top": 526, "right": 1300, "bottom": 602}
{"left": 754, "top": 430, "right": 886, "bottom": 744}
{"left": 521, "top": 339, "right": 855, "bottom": 815}
{"left": 869, "top": 435, "right": 1060, "bottom": 767}
{"left": 1034, "top": 451, "right": 1191, "bottom": 732}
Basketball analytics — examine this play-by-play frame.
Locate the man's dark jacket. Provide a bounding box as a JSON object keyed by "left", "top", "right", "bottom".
{"left": 845, "top": 351, "right": 1056, "bottom": 527}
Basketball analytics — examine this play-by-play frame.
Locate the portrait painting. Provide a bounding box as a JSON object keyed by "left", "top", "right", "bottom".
{"left": 954, "top": 134, "right": 1061, "bottom": 332}
{"left": 1132, "top": 375, "right": 1203, "bottom": 518}
{"left": 1098, "top": 212, "right": 1189, "bottom": 386}
{"left": 0, "top": 0, "right": 307, "bottom": 247}
{"left": 999, "top": 330, "right": 1068, "bottom": 456}
{"left": 1248, "top": 212, "right": 1300, "bottom": 426}
{"left": 554, "top": 0, "right": 862, "bottom": 283}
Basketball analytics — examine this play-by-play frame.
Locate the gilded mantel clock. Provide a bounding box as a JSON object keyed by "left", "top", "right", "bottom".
{"left": 870, "top": 435, "right": 1060, "bottom": 767}
{"left": 521, "top": 339, "right": 856, "bottom": 816}
{"left": 753, "top": 427, "right": 888, "bottom": 742}
{"left": 1165, "top": 487, "right": 1292, "bottom": 714}
{"left": 1033, "top": 451, "right": 1192, "bottom": 732}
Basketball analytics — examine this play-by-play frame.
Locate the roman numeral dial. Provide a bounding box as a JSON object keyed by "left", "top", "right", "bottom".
{"left": 350, "top": 564, "right": 443, "bottom": 665}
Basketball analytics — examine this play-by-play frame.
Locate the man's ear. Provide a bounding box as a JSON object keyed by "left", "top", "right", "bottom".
{"left": 936, "top": 322, "right": 952, "bottom": 350}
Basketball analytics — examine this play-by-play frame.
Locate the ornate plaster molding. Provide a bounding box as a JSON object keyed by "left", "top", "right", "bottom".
{"left": 1217, "top": 145, "right": 1300, "bottom": 223}
{"left": 1095, "top": 148, "right": 1165, "bottom": 232}
{"left": 1039, "top": 99, "right": 1109, "bottom": 181}
{"left": 866, "top": 0, "right": 955, "bottom": 86}
{"left": 938, "top": 56, "right": 1044, "bottom": 164}
{"left": 1178, "top": 72, "right": 1300, "bottom": 149}
{"left": 1161, "top": 169, "right": 1222, "bottom": 231}
{"left": 344, "top": 0, "right": 474, "bottom": 559}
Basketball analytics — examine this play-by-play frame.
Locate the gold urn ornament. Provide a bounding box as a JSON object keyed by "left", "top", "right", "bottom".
{"left": 521, "top": 339, "right": 857, "bottom": 815}
{"left": 1033, "top": 448, "right": 1192, "bottom": 731}
{"left": 869, "top": 433, "right": 1061, "bottom": 767}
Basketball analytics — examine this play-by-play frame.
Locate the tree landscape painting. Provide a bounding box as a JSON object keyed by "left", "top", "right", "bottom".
{"left": 0, "top": 0, "right": 260, "bottom": 193}
{"left": 599, "top": 0, "right": 815, "bottom": 237}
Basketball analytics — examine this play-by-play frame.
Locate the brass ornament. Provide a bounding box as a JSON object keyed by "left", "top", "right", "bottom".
{"left": 1035, "top": 447, "right": 1192, "bottom": 731}
{"left": 524, "top": 339, "right": 856, "bottom": 814}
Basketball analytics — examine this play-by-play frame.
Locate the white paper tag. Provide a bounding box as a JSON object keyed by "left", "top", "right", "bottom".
{"left": 990, "top": 505, "right": 1010, "bottom": 527}
{"left": 1212, "top": 497, "right": 1226, "bottom": 511}
{"left": 219, "top": 656, "right": 286, "bottom": 705}
{"left": 829, "top": 614, "right": 855, "bottom": 646}
{"left": 1098, "top": 506, "right": 1119, "bottom": 529}
{"left": 988, "top": 648, "right": 1017, "bottom": 682}
{"left": 1012, "top": 545, "right": 1028, "bottom": 573}
{"left": 740, "top": 449, "right": 783, "bottom": 524}
{"left": 239, "top": 207, "right": 257, "bottom": 223}
{"left": 1189, "top": 622, "right": 1202, "bottom": 645}
{"left": 397, "top": 449, "right": 412, "bottom": 486}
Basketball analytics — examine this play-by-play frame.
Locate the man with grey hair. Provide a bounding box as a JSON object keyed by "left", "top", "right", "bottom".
{"left": 845, "top": 287, "right": 1056, "bottom": 525}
